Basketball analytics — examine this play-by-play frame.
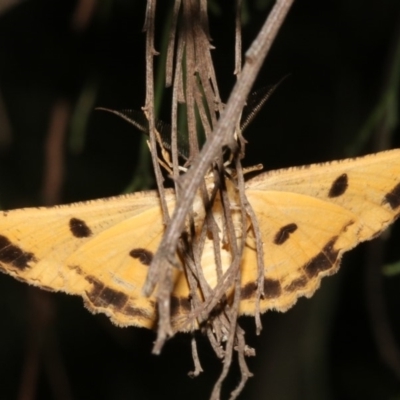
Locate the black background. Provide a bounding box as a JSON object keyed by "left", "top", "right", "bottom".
{"left": 0, "top": 0, "right": 399, "bottom": 399}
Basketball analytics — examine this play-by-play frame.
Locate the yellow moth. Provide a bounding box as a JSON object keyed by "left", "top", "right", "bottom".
{"left": 0, "top": 149, "right": 399, "bottom": 331}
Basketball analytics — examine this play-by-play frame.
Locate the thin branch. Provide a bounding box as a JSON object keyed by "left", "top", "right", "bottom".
{"left": 229, "top": 327, "right": 254, "bottom": 400}
{"left": 189, "top": 335, "right": 204, "bottom": 377}
{"left": 165, "top": 0, "right": 181, "bottom": 87}
{"left": 171, "top": 27, "right": 185, "bottom": 181}
{"left": 144, "top": 0, "right": 174, "bottom": 341}
{"left": 234, "top": 0, "right": 242, "bottom": 75}
{"left": 145, "top": 0, "right": 295, "bottom": 352}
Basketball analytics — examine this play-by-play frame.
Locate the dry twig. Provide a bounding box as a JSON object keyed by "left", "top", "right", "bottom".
{"left": 141, "top": 1, "right": 295, "bottom": 398}
{"left": 146, "top": 0, "right": 294, "bottom": 349}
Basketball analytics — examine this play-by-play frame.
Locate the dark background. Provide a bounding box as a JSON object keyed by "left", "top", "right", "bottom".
{"left": 0, "top": 0, "right": 400, "bottom": 399}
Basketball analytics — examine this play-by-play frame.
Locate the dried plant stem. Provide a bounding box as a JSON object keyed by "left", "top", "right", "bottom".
{"left": 143, "top": 0, "right": 174, "bottom": 342}
{"left": 145, "top": 0, "right": 295, "bottom": 353}
{"left": 234, "top": 0, "right": 242, "bottom": 76}
{"left": 189, "top": 335, "right": 204, "bottom": 377}
{"left": 140, "top": 2, "right": 295, "bottom": 399}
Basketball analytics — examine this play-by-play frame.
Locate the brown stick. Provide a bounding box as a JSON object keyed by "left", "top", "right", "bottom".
{"left": 146, "top": 0, "right": 295, "bottom": 354}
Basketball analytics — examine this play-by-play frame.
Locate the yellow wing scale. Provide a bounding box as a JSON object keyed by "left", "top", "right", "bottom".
{"left": 0, "top": 149, "right": 399, "bottom": 331}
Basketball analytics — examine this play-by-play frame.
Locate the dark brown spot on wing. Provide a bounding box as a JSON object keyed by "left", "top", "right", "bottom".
{"left": 241, "top": 278, "right": 281, "bottom": 300}
{"left": 73, "top": 272, "right": 153, "bottom": 324}
{"left": 69, "top": 217, "right": 92, "bottom": 238}
{"left": 383, "top": 182, "right": 400, "bottom": 210}
{"left": 0, "top": 235, "right": 36, "bottom": 270}
{"left": 284, "top": 276, "right": 308, "bottom": 292}
{"left": 328, "top": 173, "right": 348, "bottom": 198}
{"left": 241, "top": 282, "right": 256, "bottom": 300}
{"left": 85, "top": 275, "right": 128, "bottom": 309}
{"left": 170, "top": 296, "right": 191, "bottom": 317}
{"left": 304, "top": 237, "right": 338, "bottom": 278}
{"left": 129, "top": 248, "right": 154, "bottom": 266}
{"left": 100, "top": 287, "right": 128, "bottom": 309}
{"left": 274, "top": 223, "right": 298, "bottom": 245}
{"left": 264, "top": 278, "right": 282, "bottom": 298}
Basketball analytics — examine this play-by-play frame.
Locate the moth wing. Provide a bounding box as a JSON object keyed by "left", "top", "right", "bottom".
{"left": 0, "top": 190, "right": 176, "bottom": 329}
{"left": 247, "top": 149, "right": 400, "bottom": 238}
{"left": 240, "top": 149, "right": 400, "bottom": 314}
{"left": 240, "top": 191, "right": 358, "bottom": 314}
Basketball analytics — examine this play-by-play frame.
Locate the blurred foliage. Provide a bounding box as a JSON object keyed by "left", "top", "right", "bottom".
{"left": 0, "top": 1, "right": 400, "bottom": 399}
